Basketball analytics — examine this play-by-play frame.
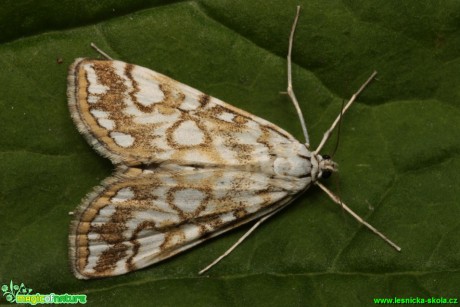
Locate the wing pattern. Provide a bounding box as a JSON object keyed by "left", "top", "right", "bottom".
{"left": 67, "top": 59, "right": 313, "bottom": 278}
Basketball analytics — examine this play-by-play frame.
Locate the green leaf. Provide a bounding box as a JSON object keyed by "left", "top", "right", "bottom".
{"left": 1, "top": 1, "right": 458, "bottom": 305}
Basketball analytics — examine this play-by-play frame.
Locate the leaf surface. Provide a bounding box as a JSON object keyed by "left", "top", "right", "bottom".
{"left": 0, "top": 1, "right": 458, "bottom": 305}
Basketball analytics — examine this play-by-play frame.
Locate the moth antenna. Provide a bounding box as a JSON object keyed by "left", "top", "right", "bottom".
{"left": 315, "top": 181, "right": 401, "bottom": 251}
{"left": 314, "top": 71, "right": 377, "bottom": 155}
{"left": 90, "top": 42, "right": 113, "bottom": 60}
{"left": 286, "top": 6, "right": 310, "bottom": 147}
{"left": 330, "top": 99, "right": 346, "bottom": 158}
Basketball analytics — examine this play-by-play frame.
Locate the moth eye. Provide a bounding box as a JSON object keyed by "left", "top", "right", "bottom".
{"left": 321, "top": 170, "right": 332, "bottom": 179}
{"left": 322, "top": 154, "right": 331, "bottom": 160}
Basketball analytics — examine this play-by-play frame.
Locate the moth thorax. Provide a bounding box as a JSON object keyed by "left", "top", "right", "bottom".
{"left": 272, "top": 143, "right": 311, "bottom": 178}
{"left": 311, "top": 154, "right": 338, "bottom": 181}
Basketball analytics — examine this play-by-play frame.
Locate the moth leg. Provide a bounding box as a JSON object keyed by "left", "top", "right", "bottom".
{"left": 90, "top": 42, "right": 113, "bottom": 60}
{"left": 313, "top": 71, "right": 377, "bottom": 154}
{"left": 198, "top": 207, "right": 283, "bottom": 275}
{"left": 315, "top": 181, "right": 401, "bottom": 251}
{"left": 285, "top": 6, "right": 310, "bottom": 147}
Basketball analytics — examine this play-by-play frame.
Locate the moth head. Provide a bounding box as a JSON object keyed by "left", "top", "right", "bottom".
{"left": 311, "top": 154, "right": 338, "bottom": 180}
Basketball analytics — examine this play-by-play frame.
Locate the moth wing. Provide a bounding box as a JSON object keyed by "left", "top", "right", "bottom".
{"left": 68, "top": 59, "right": 305, "bottom": 167}
{"left": 69, "top": 165, "right": 302, "bottom": 279}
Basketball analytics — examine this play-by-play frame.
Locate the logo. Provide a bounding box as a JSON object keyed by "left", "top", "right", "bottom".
{"left": 1, "top": 281, "right": 86, "bottom": 305}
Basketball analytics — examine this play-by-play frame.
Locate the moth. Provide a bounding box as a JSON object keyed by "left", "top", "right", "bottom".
{"left": 68, "top": 7, "right": 400, "bottom": 279}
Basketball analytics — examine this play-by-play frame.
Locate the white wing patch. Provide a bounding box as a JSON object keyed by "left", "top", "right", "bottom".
{"left": 110, "top": 131, "right": 135, "bottom": 148}
{"left": 172, "top": 120, "right": 206, "bottom": 146}
{"left": 67, "top": 58, "right": 314, "bottom": 279}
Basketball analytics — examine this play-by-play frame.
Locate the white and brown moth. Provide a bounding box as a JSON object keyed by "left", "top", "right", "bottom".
{"left": 68, "top": 7, "right": 400, "bottom": 279}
